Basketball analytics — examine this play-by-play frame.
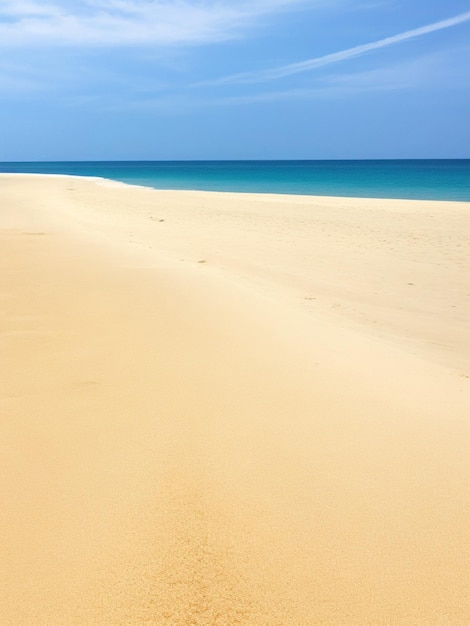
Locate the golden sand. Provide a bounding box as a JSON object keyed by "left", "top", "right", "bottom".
{"left": 1, "top": 175, "right": 469, "bottom": 624}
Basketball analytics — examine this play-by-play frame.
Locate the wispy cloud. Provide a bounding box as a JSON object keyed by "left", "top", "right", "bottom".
{"left": 112, "top": 44, "right": 470, "bottom": 112}
{"left": 206, "top": 10, "right": 470, "bottom": 85}
{"left": 0, "top": 0, "right": 308, "bottom": 47}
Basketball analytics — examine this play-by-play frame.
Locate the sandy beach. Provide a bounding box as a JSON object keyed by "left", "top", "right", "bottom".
{"left": 1, "top": 174, "right": 469, "bottom": 624}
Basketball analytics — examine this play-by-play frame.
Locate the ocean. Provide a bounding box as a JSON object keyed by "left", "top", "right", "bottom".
{"left": 1, "top": 160, "right": 469, "bottom": 201}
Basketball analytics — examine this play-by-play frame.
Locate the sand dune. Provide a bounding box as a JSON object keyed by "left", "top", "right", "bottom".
{"left": 1, "top": 175, "right": 469, "bottom": 624}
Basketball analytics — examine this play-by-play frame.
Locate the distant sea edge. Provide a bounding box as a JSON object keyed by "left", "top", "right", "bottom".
{"left": 0, "top": 160, "right": 469, "bottom": 202}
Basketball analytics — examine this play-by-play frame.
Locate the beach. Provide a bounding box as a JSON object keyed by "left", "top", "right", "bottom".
{"left": 1, "top": 174, "right": 469, "bottom": 624}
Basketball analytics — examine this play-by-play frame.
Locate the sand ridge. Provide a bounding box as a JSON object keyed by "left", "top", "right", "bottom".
{"left": 1, "top": 175, "right": 469, "bottom": 624}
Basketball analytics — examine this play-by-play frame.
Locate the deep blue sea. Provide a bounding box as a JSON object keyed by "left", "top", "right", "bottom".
{"left": 1, "top": 160, "right": 469, "bottom": 201}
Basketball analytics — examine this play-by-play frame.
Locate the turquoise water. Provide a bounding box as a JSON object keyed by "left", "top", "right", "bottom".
{"left": 1, "top": 160, "right": 469, "bottom": 201}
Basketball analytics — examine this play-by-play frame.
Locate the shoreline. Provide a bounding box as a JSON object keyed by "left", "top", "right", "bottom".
{"left": 1, "top": 174, "right": 469, "bottom": 623}
{"left": 2, "top": 167, "right": 470, "bottom": 202}
{"left": 2, "top": 170, "right": 470, "bottom": 206}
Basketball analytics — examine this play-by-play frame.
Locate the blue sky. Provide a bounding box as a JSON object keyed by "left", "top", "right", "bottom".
{"left": 0, "top": 0, "right": 469, "bottom": 160}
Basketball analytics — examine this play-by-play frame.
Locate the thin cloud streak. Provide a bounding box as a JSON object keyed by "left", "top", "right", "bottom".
{"left": 208, "top": 10, "right": 470, "bottom": 85}
{"left": 117, "top": 47, "right": 468, "bottom": 112}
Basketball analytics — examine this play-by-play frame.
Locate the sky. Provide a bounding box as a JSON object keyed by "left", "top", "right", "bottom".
{"left": 0, "top": 0, "right": 469, "bottom": 160}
